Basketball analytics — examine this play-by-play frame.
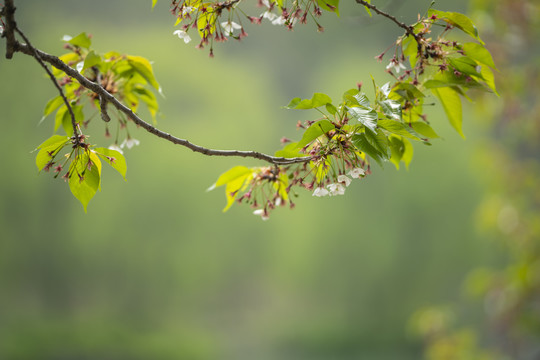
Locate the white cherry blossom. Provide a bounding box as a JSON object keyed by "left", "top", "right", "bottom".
{"left": 327, "top": 183, "right": 346, "bottom": 196}
{"left": 120, "top": 137, "right": 140, "bottom": 149}
{"left": 313, "top": 187, "right": 329, "bottom": 197}
{"left": 348, "top": 168, "right": 365, "bottom": 179}
{"left": 173, "top": 30, "right": 191, "bottom": 44}
{"left": 337, "top": 174, "right": 352, "bottom": 187}
{"left": 221, "top": 21, "right": 241, "bottom": 36}
{"left": 253, "top": 209, "right": 269, "bottom": 221}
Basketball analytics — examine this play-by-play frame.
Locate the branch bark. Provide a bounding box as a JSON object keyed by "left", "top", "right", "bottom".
{"left": 1, "top": 0, "right": 309, "bottom": 166}
{"left": 355, "top": 0, "right": 418, "bottom": 40}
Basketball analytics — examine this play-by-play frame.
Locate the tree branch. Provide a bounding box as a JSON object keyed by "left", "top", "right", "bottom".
{"left": 2, "top": 0, "right": 308, "bottom": 166}
{"left": 14, "top": 26, "right": 81, "bottom": 142}
{"left": 2, "top": 0, "right": 18, "bottom": 59}
{"left": 355, "top": 0, "right": 417, "bottom": 39}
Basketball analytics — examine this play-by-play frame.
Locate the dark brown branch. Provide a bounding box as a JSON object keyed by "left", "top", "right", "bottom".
{"left": 99, "top": 95, "right": 111, "bottom": 123}
{"left": 355, "top": 0, "right": 417, "bottom": 39}
{"left": 2, "top": 0, "right": 18, "bottom": 59}
{"left": 9, "top": 38, "right": 309, "bottom": 165}
{"left": 14, "top": 27, "right": 81, "bottom": 142}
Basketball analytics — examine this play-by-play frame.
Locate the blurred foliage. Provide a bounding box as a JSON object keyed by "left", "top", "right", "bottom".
{"left": 411, "top": 0, "right": 540, "bottom": 359}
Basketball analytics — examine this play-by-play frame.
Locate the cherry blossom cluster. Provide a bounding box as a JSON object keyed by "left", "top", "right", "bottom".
{"left": 170, "top": 0, "right": 333, "bottom": 54}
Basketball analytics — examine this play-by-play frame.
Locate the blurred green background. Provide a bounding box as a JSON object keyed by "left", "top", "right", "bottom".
{"left": 1, "top": 0, "right": 536, "bottom": 359}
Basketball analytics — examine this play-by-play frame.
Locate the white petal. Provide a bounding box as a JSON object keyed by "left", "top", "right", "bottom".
{"left": 271, "top": 16, "right": 286, "bottom": 26}
{"left": 313, "top": 187, "right": 329, "bottom": 197}
{"left": 348, "top": 167, "right": 365, "bottom": 179}
{"left": 262, "top": 11, "right": 278, "bottom": 21}
{"left": 253, "top": 209, "right": 269, "bottom": 221}
{"left": 327, "top": 183, "right": 345, "bottom": 196}
{"left": 337, "top": 175, "right": 352, "bottom": 187}
{"left": 108, "top": 144, "right": 124, "bottom": 154}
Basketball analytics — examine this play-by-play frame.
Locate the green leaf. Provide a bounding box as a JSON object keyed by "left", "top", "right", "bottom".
{"left": 81, "top": 50, "right": 101, "bottom": 72}
{"left": 379, "top": 99, "right": 402, "bottom": 120}
{"left": 37, "top": 135, "right": 70, "bottom": 149}
{"left": 132, "top": 86, "right": 159, "bottom": 121}
{"left": 127, "top": 55, "right": 161, "bottom": 91}
{"left": 35, "top": 135, "right": 69, "bottom": 172}
{"left": 94, "top": 147, "right": 127, "bottom": 180}
{"left": 209, "top": 166, "right": 253, "bottom": 190}
{"left": 429, "top": 9, "right": 483, "bottom": 44}
{"left": 152, "top": 0, "right": 158, "bottom": 8}
{"left": 479, "top": 65, "right": 498, "bottom": 96}
{"left": 296, "top": 120, "right": 335, "bottom": 149}
{"left": 462, "top": 42, "right": 497, "bottom": 70}
{"left": 211, "top": 167, "right": 253, "bottom": 212}
{"left": 273, "top": 172, "right": 289, "bottom": 202}
{"left": 43, "top": 96, "right": 64, "bottom": 118}
{"left": 63, "top": 32, "right": 92, "bottom": 49}
{"left": 388, "top": 135, "right": 405, "bottom": 170}
{"left": 68, "top": 153, "right": 100, "bottom": 212}
{"left": 88, "top": 151, "right": 102, "bottom": 191}
{"left": 342, "top": 88, "right": 360, "bottom": 102}
{"left": 378, "top": 119, "right": 420, "bottom": 140}
{"left": 402, "top": 35, "right": 418, "bottom": 69}
{"left": 390, "top": 82, "right": 425, "bottom": 101}
{"left": 411, "top": 122, "right": 440, "bottom": 139}
{"left": 432, "top": 87, "right": 464, "bottom": 138}
{"left": 364, "top": 128, "right": 389, "bottom": 157}
{"left": 448, "top": 57, "right": 482, "bottom": 78}
{"left": 274, "top": 142, "right": 306, "bottom": 158}
{"left": 326, "top": 103, "right": 338, "bottom": 115}
{"left": 401, "top": 137, "right": 414, "bottom": 170}
{"left": 285, "top": 93, "right": 333, "bottom": 110}
{"left": 317, "top": 0, "right": 340, "bottom": 16}
{"left": 352, "top": 133, "right": 385, "bottom": 167}
{"left": 347, "top": 106, "right": 377, "bottom": 132}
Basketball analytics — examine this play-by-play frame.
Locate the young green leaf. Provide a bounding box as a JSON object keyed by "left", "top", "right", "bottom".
{"left": 352, "top": 133, "right": 385, "bottom": 167}
{"left": 411, "top": 122, "right": 440, "bottom": 139}
{"left": 347, "top": 106, "right": 378, "bottom": 133}
{"left": 296, "top": 120, "right": 335, "bottom": 149}
{"left": 462, "top": 42, "right": 497, "bottom": 70}
{"left": 81, "top": 50, "right": 101, "bottom": 72}
{"left": 274, "top": 142, "right": 306, "bottom": 158}
{"left": 285, "top": 93, "right": 333, "bottom": 110}
{"left": 127, "top": 55, "right": 161, "bottom": 91}
{"left": 35, "top": 135, "right": 69, "bottom": 171}
{"left": 68, "top": 154, "right": 100, "bottom": 212}
{"left": 63, "top": 32, "right": 92, "bottom": 49}
{"left": 317, "top": 0, "right": 340, "bottom": 16}
{"left": 432, "top": 87, "right": 464, "bottom": 138}
{"left": 209, "top": 166, "right": 253, "bottom": 191}
{"left": 94, "top": 147, "right": 127, "bottom": 180}
{"left": 388, "top": 135, "right": 405, "bottom": 170}
{"left": 43, "top": 96, "right": 64, "bottom": 118}
{"left": 429, "top": 10, "right": 483, "bottom": 44}
{"left": 378, "top": 119, "right": 420, "bottom": 140}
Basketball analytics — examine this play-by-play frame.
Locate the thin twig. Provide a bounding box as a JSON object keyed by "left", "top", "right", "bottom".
{"left": 14, "top": 27, "right": 81, "bottom": 142}
{"left": 13, "top": 42, "right": 309, "bottom": 165}
{"left": 355, "top": 0, "right": 417, "bottom": 40}
{"left": 99, "top": 95, "right": 111, "bottom": 122}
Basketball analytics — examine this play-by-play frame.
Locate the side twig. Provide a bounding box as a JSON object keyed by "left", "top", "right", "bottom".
{"left": 14, "top": 27, "right": 81, "bottom": 143}
{"left": 355, "top": 0, "right": 418, "bottom": 40}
